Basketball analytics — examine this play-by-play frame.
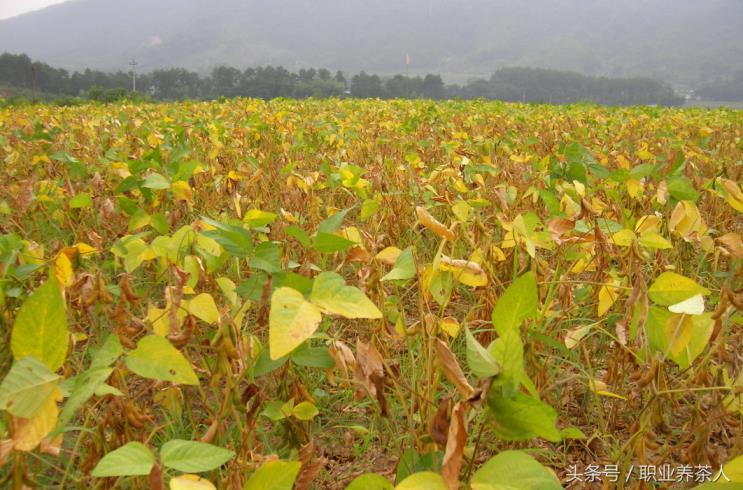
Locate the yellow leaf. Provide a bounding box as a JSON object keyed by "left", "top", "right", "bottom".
{"left": 664, "top": 313, "right": 695, "bottom": 358}
{"left": 634, "top": 215, "right": 661, "bottom": 235}
{"left": 638, "top": 232, "right": 672, "bottom": 250}
{"left": 73, "top": 242, "right": 97, "bottom": 257}
{"left": 375, "top": 246, "right": 402, "bottom": 265}
{"left": 610, "top": 229, "right": 636, "bottom": 247}
{"left": 269, "top": 287, "right": 322, "bottom": 359}
{"left": 185, "top": 294, "right": 219, "bottom": 324}
{"left": 598, "top": 283, "right": 620, "bottom": 317}
{"left": 588, "top": 378, "right": 627, "bottom": 400}
{"left": 12, "top": 388, "right": 62, "bottom": 452}
{"left": 148, "top": 305, "right": 171, "bottom": 336}
{"left": 451, "top": 201, "right": 471, "bottom": 222}
{"left": 171, "top": 181, "right": 194, "bottom": 203}
{"left": 721, "top": 179, "right": 743, "bottom": 212}
{"left": 490, "top": 246, "right": 506, "bottom": 261}
{"left": 626, "top": 179, "right": 643, "bottom": 199}
{"left": 439, "top": 317, "right": 461, "bottom": 338}
{"left": 170, "top": 474, "right": 217, "bottom": 490}
{"left": 340, "top": 227, "right": 363, "bottom": 245}
{"left": 54, "top": 252, "right": 74, "bottom": 287}
{"left": 669, "top": 201, "right": 707, "bottom": 241}
{"left": 637, "top": 149, "right": 653, "bottom": 161}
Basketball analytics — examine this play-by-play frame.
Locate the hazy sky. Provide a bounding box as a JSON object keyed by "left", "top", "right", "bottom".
{"left": 0, "top": 0, "right": 68, "bottom": 19}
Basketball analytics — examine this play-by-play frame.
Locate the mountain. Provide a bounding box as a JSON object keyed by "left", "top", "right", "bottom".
{"left": 1, "top": 0, "right": 741, "bottom": 85}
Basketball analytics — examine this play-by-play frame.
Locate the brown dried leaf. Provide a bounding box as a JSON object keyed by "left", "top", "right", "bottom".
{"left": 0, "top": 440, "right": 13, "bottom": 466}
{"left": 435, "top": 340, "right": 475, "bottom": 399}
{"left": 416, "top": 206, "right": 455, "bottom": 241}
{"left": 547, "top": 218, "right": 575, "bottom": 243}
{"left": 353, "top": 341, "right": 388, "bottom": 415}
{"left": 39, "top": 434, "right": 63, "bottom": 457}
{"left": 430, "top": 398, "right": 450, "bottom": 447}
{"left": 442, "top": 402, "right": 468, "bottom": 490}
{"left": 346, "top": 246, "right": 371, "bottom": 263}
{"left": 329, "top": 340, "right": 355, "bottom": 387}
{"left": 717, "top": 232, "right": 743, "bottom": 259}
{"left": 295, "top": 441, "right": 326, "bottom": 490}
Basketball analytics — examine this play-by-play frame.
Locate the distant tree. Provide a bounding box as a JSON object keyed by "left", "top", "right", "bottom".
{"left": 420, "top": 74, "right": 445, "bottom": 99}
{"left": 317, "top": 68, "right": 331, "bottom": 81}
{"left": 385, "top": 75, "right": 422, "bottom": 98}
{"left": 333, "top": 70, "right": 347, "bottom": 88}
{"left": 0, "top": 52, "right": 688, "bottom": 105}
{"left": 351, "top": 71, "right": 383, "bottom": 98}
{"left": 210, "top": 65, "right": 242, "bottom": 98}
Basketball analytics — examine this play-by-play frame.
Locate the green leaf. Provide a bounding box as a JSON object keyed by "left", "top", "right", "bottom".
{"left": 90, "top": 334, "right": 124, "bottom": 369}
{"left": 201, "top": 217, "right": 253, "bottom": 258}
{"left": 244, "top": 460, "right": 301, "bottom": 490}
{"left": 57, "top": 367, "right": 112, "bottom": 428}
{"left": 292, "top": 401, "right": 319, "bottom": 420}
{"left": 11, "top": 278, "right": 69, "bottom": 371}
{"left": 313, "top": 232, "right": 357, "bottom": 254}
{"left": 395, "top": 471, "right": 447, "bottom": 490}
{"left": 125, "top": 335, "right": 199, "bottom": 385}
{"left": 490, "top": 328, "right": 526, "bottom": 393}
{"left": 491, "top": 272, "right": 538, "bottom": 336}
{"left": 465, "top": 328, "right": 500, "bottom": 378}
{"left": 285, "top": 225, "right": 311, "bottom": 249}
{"left": 269, "top": 287, "right": 322, "bottom": 360}
{"left": 486, "top": 391, "right": 561, "bottom": 442}
{"left": 91, "top": 442, "right": 155, "bottom": 477}
{"left": 262, "top": 400, "right": 293, "bottom": 421}
{"left": 289, "top": 344, "right": 335, "bottom": 369}
{"left": 0, "top": 356, "right": 61, "bottom": 417}
{"left": 142, "top": 172, "right": 171, "bottom": 190}
{"left": 666, "top": 175, "right": 700, "bottom": 202}
{"left": 252, "top": 347, "right": 288, "bottom": 377}
{"left": 317, "top": 208, "right": 351, "bottom": 234}
{"left": 360, "top": 199, "right": 380, "bottom": 221}
{"left": 160, "top": 439, "right": 235, "bottom": 473}
{"left": 249, "top": 241, "right": 283, "bottom": 273}
{"left": 471, "top": 450, "right": 562, "bottom": 490}
{"left": 346, "top": 474, "right": 394, "bottom": 490}
{"left": 69, "top": 193, "right": 93, "bottom": 208}
{"left": 309, "top": 272, "right": 382, "bottom": 319}
{"left": 395, "top": 449, "right": 441, "bottom": 483}
{"left": 648, "top": 272, "right": 710, "bottom": 306}
{"left": 243, "top": 209, "right": 277, "bottom": 228}
{"left": 381, "top": 247, "right": 416, "bottom": 282}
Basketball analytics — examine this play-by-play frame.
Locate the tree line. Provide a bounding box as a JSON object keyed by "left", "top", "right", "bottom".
{"left": 0, "top": 52, "right": 684, "bottom": 106}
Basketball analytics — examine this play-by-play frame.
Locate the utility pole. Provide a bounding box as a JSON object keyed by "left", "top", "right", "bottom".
{"left": 129, "top": 59, "right": 137, "bottom": 92}
{"left": 31, "top": 65, "right": 38, "bottom": 98}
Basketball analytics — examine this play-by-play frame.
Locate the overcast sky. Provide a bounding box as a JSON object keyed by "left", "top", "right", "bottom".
{"left": 0, "top": 0, "right": 68, "bottom": 20}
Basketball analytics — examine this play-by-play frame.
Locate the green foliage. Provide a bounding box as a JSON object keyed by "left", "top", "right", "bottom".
{"left": 91, "top": 442, "right": 155, "bottom": 477}
{"left": 159, "top": 439, "right": 235, "bottom": 473}
{"left": 10, "top": 277, "right": 68, "bottom": 371}
{"left": 125, "top": 335, "right": 199, "bottom": 385}
{"left": 471, "top": 451, "right": 562, "bottom": 490}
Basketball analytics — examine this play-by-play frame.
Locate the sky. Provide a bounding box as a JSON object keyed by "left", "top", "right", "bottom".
{"left": 0, "top": 0, "right": 68, "bottom": 19}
